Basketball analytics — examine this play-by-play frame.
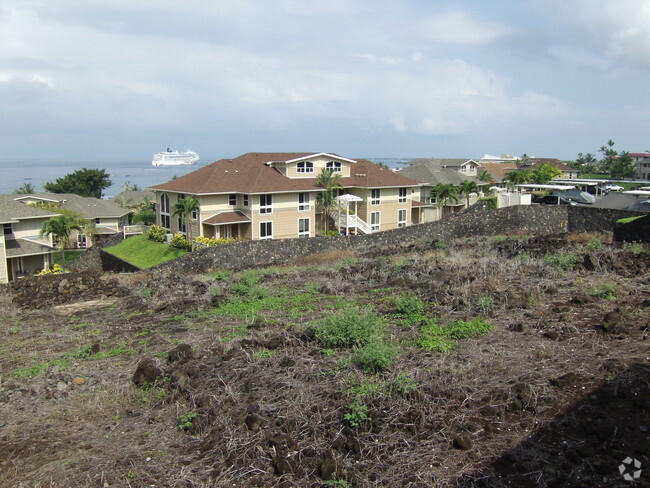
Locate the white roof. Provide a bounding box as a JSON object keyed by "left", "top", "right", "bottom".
{"left": 335, "top": 194, "right": 364, "bottom": 202}
{"left": 516, "top": 184, "right": 576, "bottom": 190}
{"left": 622, "top": 190, "right": 650, "bottom": 196}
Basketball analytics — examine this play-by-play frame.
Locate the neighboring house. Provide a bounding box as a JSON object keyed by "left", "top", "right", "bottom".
{"left": 110, "top": 190, "right": 156, "bottom": 210}
{"left": 0, "top": 195, "right": 59, "bottom": 283}
{"left": 517, "top": 158, "right": 577, "bottom": 179}
{"left": 478, "top": 154, "right": 519, "bottom": 164}
{"left": 397, "top": 158, "right": 484, "bottom": 220}
{"left": 477, "top": 162, "right": 518, "bottom": 184}
{"left": 11, "top": 193, "right": 131, "bottom": 247}
{"left": 630, "top": 153, "right": 650, "bottom": 181}
{"left": 149, "top": 152, "right": 424, "bottom": 240}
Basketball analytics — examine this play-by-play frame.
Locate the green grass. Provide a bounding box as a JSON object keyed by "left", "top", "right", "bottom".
{"left": 419, "top": 318, "right": 494, "bottom": 352}
{"left": 617, "top": 215, "right": 645, "bottom": 224}
{"left": 105, "top": 234, "right": 188, "bottom": 269}
{"left": 53, "top": 250, "right": 85, "bottom": 267}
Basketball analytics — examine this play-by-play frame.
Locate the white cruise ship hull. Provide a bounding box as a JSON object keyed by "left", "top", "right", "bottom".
{"left": 152, "top": 149, "right": 199, "bottom": 166}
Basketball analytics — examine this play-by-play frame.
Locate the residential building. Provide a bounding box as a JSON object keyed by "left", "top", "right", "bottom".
{"left": 630, "top": 153, "right": 650, "bottom": 181}
{"left": 517, "top": 158, "right": 577, "bottom": 179}
{"left": 0, "top": 195, "right": 58, "bottom": 283}
{"left": 12, "top": 193, "right": 132, "bottom": 247}
{"left": 149, "top": 152, "right": 424, "bottom": 240}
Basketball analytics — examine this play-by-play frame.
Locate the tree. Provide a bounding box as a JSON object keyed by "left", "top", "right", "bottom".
{"left": 477, "top": 170, "right": 494, "bottom": 185}
{"left": 503, "top": 169, "right": 530, "bottom": 189}
{"left": 316, "top": 169, "right": 342, "bottom": 234}
{"left": 13, "top": 183, "right": 36, "bottom": 194}
{"left": 610, "top": 151, "right": 636, "bottom": 179}
{"left": 172, "top": 196, "right": 200, "bottom": 241}
{"left": 430, "top": 183, "right": 459, "bottom": 208}
{"left": 132, "top": 197, "right": 156, "bottom": 225}
{"left": 44, "top": 168, "right": 112, "bottom": 198}
{"left": 458, "top": 180, "right": 479, "bottom": 208}
{"left": 39, "top": 215, "right": 82, "bottom": 265}
{"left": 529, "top": 163, "right": 563, "bottom": 184}
{"left": 598, "top": 139, "right": 618, "bottom": 174}
{"left": 573, "top": 153, "right": 598, "bottom": 174}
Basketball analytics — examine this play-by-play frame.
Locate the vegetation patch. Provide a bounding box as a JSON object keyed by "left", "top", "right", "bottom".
{"left": 105, "top": 234, "right": 188, "bottom": 269}
{"left": 419, "top": 318, "right": 493, "bottom": 352}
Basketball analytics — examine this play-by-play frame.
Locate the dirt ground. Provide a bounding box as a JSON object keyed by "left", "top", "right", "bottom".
{"left": 0, "top": 232, "right": 648, "bottom": 488}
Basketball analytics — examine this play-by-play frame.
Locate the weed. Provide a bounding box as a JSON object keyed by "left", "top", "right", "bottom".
{"left": 326, "top": 480, "right": 352, "bottom": 488}
{"left": 418, "top": 333, "right": 456, "bottom": 352}
{"left": 477, "top": 295, "right": 495, "bottom": 316}
{"left": 304, "top": 282, "right": 322, "bottom": 294}
{"left": 623, "top": 241, "right": 644, "bottom": 253}
{"left": 392, "top": 374, "right": 418, "bottom": 395}
{"left": 12, "top": 362, "right": 49, "bottom": 379}
{"left": 178, "top": 410, "right": 197, "bottom": 431}
{"left": 321, "top": 348, "right": 337, "bottom": 356}
{"left": 253, "top": 348, "right": 276, "bottom": 359}
{"left": 518, "top": 251, "right": 532, "bottom": 264}
{"left": 313, "top": 307, "right": 385, "bottom": 348}
{"left": 419, "top": 318, "right": 493, "bottom": 352}
{"left": 544, "top": 252, "right": 577, "bottom": 271}
{"left": 443, "top": 318, "right": 493, "bottom": 339}
{"left": 344, "top": 397, "right": 370, "bottom": 427}
{"left": 590, "top": 283, "right": 618, "bottom": 299}
{"left": 137, "top": 385, "right": 166, "bottom": 405}
{"left": 140, "top": 287, "right": 153, "bottom": 298}
{"left": 586, "top": 238, "right": 603, "bottom": 251}
{"left": 394, "top": 294, "right": 424, "bottom": 318}
{"left": 211, "top": 270, "right": 233, "bottom": 281}
{"left": 352, "top": 341, "right": 399, "bottom": 374}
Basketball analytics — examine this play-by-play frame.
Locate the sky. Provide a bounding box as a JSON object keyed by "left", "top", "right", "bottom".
{"left": 1, "top": 0, "right": 650, "bottom": 162}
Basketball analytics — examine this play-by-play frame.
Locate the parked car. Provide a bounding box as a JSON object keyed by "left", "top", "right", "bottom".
{"left": 533, "top": 195, "right": 577, "bottom": 206}
{"left": 605, "top": 184, "right": 624, "bottom": 192}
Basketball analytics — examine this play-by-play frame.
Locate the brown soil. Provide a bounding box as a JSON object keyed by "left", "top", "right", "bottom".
{"left": 0, "top": 233, "right": 648, "bottom": 488}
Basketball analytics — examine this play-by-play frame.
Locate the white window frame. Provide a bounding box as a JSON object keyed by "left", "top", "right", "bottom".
{"left": 259, "top": 221, "right": 273, "bottom": 240}
{"left": 298, "top": 192, "right": 310, "bottom": 211}
{"left": 371, "top": 189, "right": 381, "bottom": 206}
{"left": 297, "top": 161, "right": 314, "bottom": 174}
{"left": 370, "top": 211, "right": 380, "bottom": 232}
{"left": 298, "top": 217, "right": 310, "bottom": 238}
{"left": 398, "top": 209, "right": 407, "bottom": 228}
{"left": 398, "top": 187, "right": 407, "bottom": 203}
{"left": 326, "top": 161, "right": 342, "bottom": 172}
{"left": 259, "top": 194, "right": 272, "bottom": 214}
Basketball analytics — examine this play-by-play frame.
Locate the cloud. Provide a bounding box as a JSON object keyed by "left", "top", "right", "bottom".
{"left": 415, "top": 9, "right": 516, "bottom": 46}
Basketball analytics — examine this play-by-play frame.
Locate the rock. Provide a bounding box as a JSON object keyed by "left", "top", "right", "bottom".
{"left": 453, "top": 433, "right": 472, "bottom": 450}
{"left": 510, "top": 323, "right": 525, "bottom": 332}
{"left": 543, "top": 330, "right": 559, "bottom": 341}
{"left": 583, "top": 254, "right": 599, "bottom": 271}
{"left": 319, "top": 457, "right": 337, "bottom": 480}
{"left": 72, "top": 377, "right": 85, "bottom": 385}
{"left": 245, "top": 413, "right": 264, "bottom": 432}
{"left": 278, "top": 356, "right": 296, "bottom": 368}
{"left": 600, "top": 311, "right": 623, "bottom": 333}
{"left": 273, "top": 456, "right": 292, "bottom": 475}
{"left": 132, "top": 358, "right": 162, "bottom": 387}
{"left": 170, "top": 370, "right": 190, "bottom": 393}
{"left": 168, "top": 344, "right": 194, "bottom": 363}
{"left": 550, "top": 372, "right": 580, "bottom": 388}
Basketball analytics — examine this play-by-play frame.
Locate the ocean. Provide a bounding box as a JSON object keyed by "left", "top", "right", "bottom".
{"left": 0, "top": 157, "right": 411, "bottom": 199}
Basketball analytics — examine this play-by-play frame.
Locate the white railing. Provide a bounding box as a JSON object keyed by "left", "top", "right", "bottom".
{"left": 123, "top": 225, "right": 150, "bottom": 237}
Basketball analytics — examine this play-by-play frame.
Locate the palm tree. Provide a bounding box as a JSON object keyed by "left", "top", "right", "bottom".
{"left": 13, "top": 183, "right": 36, "bottom": 194}
{"left": 316, "top": 169, "right": 342, "bottom": 234}
{"left": 430, "top": 183, "right": 459, "bottom": 209}
{"left": 40, "top": 215, "right": 82, "bottom": 265}
{"left": 458, "top": 180, "right": 479, "bottom": 208}
{"left": 503, "top": 169, "right": 530, "bottom": 190}
{"left": 172, "top": 196, "right": 200, "bottom": 241}
{"left": 477, "top": 170, "right": 494, "bottom": 185}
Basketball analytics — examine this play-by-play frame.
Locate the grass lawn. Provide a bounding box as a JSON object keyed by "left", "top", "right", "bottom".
{"left": 104, "top": 234, "right": 188, "bottom": 269}
{"left": 53, "top": 250, "right": 85, "bottom": 268}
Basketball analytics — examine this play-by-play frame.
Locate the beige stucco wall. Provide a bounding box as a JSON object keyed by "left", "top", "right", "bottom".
{"left": 0, "top": 234, "right": 7, "bottom": 284}
{"left": 352, "top": 187, "right": 413, "bottom": 232}
{"left": 250, "top": 192, "right": 316, "bottom": 240}
{"left": 284, "top": 156, "right": 352, "bottom": 179}
{"left": 11, "top": 218, "right": 51, "bottom": 244}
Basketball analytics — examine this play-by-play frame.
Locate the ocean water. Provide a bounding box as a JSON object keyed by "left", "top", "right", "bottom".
{"left": 0, "top": 157, "right": 410, "bottom": 199}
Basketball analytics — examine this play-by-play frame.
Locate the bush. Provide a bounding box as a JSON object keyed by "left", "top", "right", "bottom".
{"left": 314, "top": 307, "right": 385, "bottom": 348}
{"left": 352, "top": 341, "right": 399, "bottom": 373}
{"left": 418, "top": 318, "right": 493, "bottom": 352}
{"left": 147, "top": 225, "right": 167, "bottom": 243}
{"left": 37, "top": 264, "right": 66, "bottom": 276}
{"left": 395, "top": 294, "right": 424, "bottom": 317}
{"left": 169, "top": 233, "right": 191, "bottom": 251}
{"left": 479, "top": 196, "right": 497, "bottom": 209}
{"left": 194, "top": 236, "right": 239, "bottom": 247}
{"left": 544, "top": 252, "right": 577, "bottom": 271}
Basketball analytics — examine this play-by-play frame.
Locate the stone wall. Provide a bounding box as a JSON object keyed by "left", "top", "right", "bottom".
{"left": 152, "top": 205, "right": 644, "bottom": 274}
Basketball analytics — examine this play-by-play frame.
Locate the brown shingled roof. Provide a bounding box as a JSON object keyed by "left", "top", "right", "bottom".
{"left": 149, "top": 153, "right": 422, "bottom": 195}
{"left": 203, "top": 211, "right": 251, "bottom": 225}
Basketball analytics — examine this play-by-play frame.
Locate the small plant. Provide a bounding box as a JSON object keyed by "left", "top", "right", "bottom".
{"left": 477, "top": 295, "right": 495, "bottom": 316}
{"left": 314, "top": 307, "right": 385, "bottom": 348}
{"left": 395, "top": 294, "right": 424, "bottom": 317}
{"left": 12, "top": 362, "right": 49, "bottom": 379}
{"left": 623, "top": 241, "right": 644, "bottom": 253}
{"left": 140, "top": 287, "right": 153, "bottom": 298}
{"left": 146, "top": 224, "right": 167, "bottom": 243}
{"left": 443, "top": 318, "right": 494, "bottom": 339}
{"left": 253, "top": 348, "right": 276, "bottom": 359}
{"left": 590, "top": 283, "right": 618, "bottom": 299}
{"left": 418, "top": 332, "right": 456, "bottom": 352}
{"left": 392, "top": 374, "right": 418, "bottom": 395}
{"left": 321, "top": 348, "right": 337, "bottom": 356}
{"left": 518, "top": 251, "right": 533, "bottom": 264}
{"left": 586, "top": 237, "right": 603, "bottom": 251}
{"left": 418, "top": 318, "right": 493, "bottom": 352}
{"left": 177, "top": 410, "right": 197, "bottom": 431}
{"left": 352, "top": 341, "right": 399, "bottom": 374}
{"left": 544, "top": 252, "right": 577, "bottom": 271}
{"left": 343, "top": 398, "right": 370, "bottom": 427}
{"left": 325, "top": 480, "right": 353, "bottom": 488}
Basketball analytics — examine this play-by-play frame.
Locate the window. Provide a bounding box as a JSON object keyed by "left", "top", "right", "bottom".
{"left": 4, "top": 223, "right": 12, "bottom": 235}
{"left": 297, "top": 161, "right": 314, "bottom": 173}
{"left": 398, "top": 209, "right": 407, "bottom": 228}
{"left": 298, "top": 218, "right": 310, "bottom": 238}
{"left": 243, "top": 194, "right": 249, "bottom": 206}
{"left": 370, "top": 211, "right": 380, "bottom": 232}
{"left": 298, "top": 192, "right": 310, "bottom": 211}
{"left": 177, "top": 216, "right": 186, "bottom": 234}
{"left": 160, "top": 194, "right": 171, "bottom": 230}
{"left": 229, "top": 194, "right": 237, "bottom": 206}
{"left": 398, "top": 188, "right": 407, "bottom": 203}
{"left": 326, "top": 161, "right": 342, "bottom": 172}
{"left": 371, "top": 189, "right": 381, "bottom": 206}
{"left": 260, "top": 221, "right": 273, "bottom": 240}
{"left": 191, "top": 208, "right": 198, "bottom": 220}
{"left": 95, "top": 218, "right": 101, "bottom": 224}
{"left": 259, "top": 194, "right": 272, "bottom": 214}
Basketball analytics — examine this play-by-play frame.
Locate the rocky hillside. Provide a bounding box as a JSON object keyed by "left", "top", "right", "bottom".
{"left": 0, "top": 232, "right": 648, "bottom": 487}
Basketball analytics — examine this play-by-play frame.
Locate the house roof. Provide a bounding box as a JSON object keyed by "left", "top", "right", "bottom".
{"left": 13, "top": 193, "right": 131, "bottom": 219}
{"left": 149, "top": 152, "right": 423, "bottom": 195}
{"left": 397, "top": 158, "right": 478, "bottom": 186}
{"left": 4, "top": 237, "right": 55, "bottom": 258}
{"left": 0, "top": 194, "right": 60, "bottom": 224}
{"left": 109, "top": 190, "right": 155, "bottom": 207}
{"left": 518, "top": 159, "right": 574, "bottom": 172}
{"left": 478, "top": 162, "right": 518, "bottom": 183}
{"left": 203, "top": 211, "right": 251, "bottom": 225}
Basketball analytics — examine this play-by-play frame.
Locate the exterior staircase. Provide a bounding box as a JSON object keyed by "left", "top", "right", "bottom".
{"left": 327, "top": 206, "right": 372, "bottom": 234}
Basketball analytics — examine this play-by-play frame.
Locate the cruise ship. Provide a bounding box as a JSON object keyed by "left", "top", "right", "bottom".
{"left": 152, "top": 148, "right": 199, "bottom": 166}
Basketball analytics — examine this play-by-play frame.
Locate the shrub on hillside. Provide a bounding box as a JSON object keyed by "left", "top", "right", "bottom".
{"left": 314, "top": 307, "right": 385, "bottom": 348}
{"left": 147, "top": 225, "right": 167, "bottom": 243}
{"left": 169, "top": 233, "right": 191, "bottom": 251}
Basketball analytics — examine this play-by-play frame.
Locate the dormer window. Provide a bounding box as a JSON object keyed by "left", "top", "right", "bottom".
{"left": 297, "top": 161, "right": 314, "bottom": 173}
{"left": 326, "top": 161, "right": 342, "bottom": 172}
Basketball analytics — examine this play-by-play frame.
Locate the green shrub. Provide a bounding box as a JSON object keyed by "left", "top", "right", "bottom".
{"left": 418, "top": 318, "right": 493, "bottom": 352}
{"left": 479, "top": 196, "right": 497, "bottom": 209}
{"left": 314, "top": 307, "right": 385, "bottom": 348}
{"left": 623, "top": 241, "right": 644, "bottom": 253}
{"left": 418, "top": 332, "right": 456, "bottom": 352}
{"left": 194, "top": 236, "right": 239, "bottom": 247}
{"left": 37, "top": 264, "right": 66, "bottom": 276}
{"left": 147, "top": 225, "right": 167, "bottom": 243}
{"left": 544, "top": 252, "right": 578, "bottom": 271}
{"left": 395, "top": 294, "right": 424, "bottom": 317}
{"left": 343, "top": 398, "right": 370, "bottom": 427}
{"left": 590, "top": 283, "right": 617, "bottom": 299}
{"left": 443, "top": 318, "right": 494, "bottom": 339}
{"left": 169, "top": 233, "right": 191, "bottom": 251}
{"left": 352, "top": 341, "right": 399, "bottom": 373}
{"left": 392, "top": 374, "right": 418, "bottom": 395}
